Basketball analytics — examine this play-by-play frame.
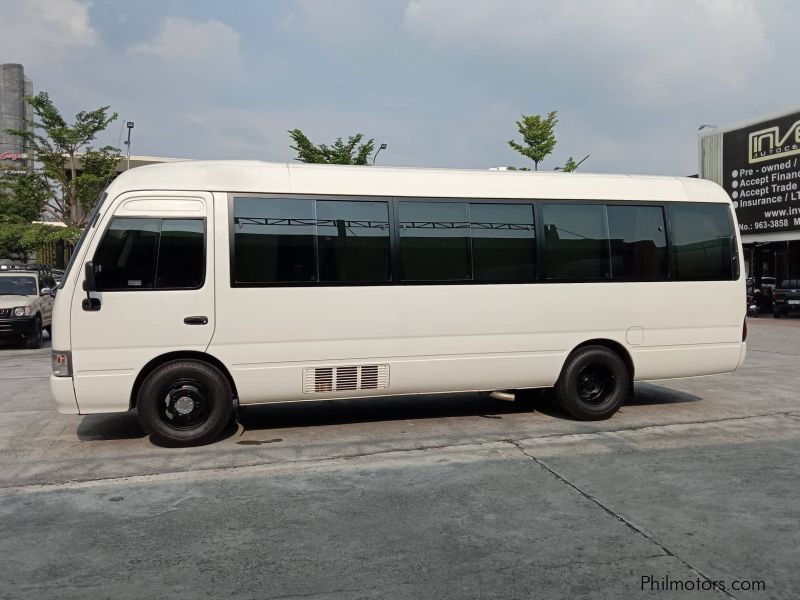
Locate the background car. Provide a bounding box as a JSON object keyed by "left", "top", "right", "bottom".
{"left": 0, "top": 266, "right": 56, "bottom": 348}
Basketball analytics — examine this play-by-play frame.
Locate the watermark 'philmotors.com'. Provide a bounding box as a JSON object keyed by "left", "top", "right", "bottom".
{"left": 640, "top": 574, "right": 766, "bottom": 593}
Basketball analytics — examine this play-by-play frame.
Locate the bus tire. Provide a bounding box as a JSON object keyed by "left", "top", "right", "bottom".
{"left": 137, "top": 359, "right": 233, "bottom": 446}
{"left": 554, "top": 345, "right": 629, "bottom": 421}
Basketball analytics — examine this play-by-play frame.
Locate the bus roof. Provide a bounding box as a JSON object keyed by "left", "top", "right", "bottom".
{"left": 105, "top": 160, "right": 728, "bottom": 204}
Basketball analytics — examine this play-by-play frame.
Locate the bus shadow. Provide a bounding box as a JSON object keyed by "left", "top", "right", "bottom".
{"left": 628, "top": 382, "right": 702, "bottom": 406}
{"left": 236, "top": 382, "right": 701, "bottom": 431}
{"left": 73, "top": 384, "right": 701, "bottom": 440}
{"left": 237, "top": 392, "right": 541, "bottom": 432}
{"left": 503, "top": 383, "right": 701, "bottom": 421}
{"left": 76, "top": 411, "right": 240, "bottom": 445}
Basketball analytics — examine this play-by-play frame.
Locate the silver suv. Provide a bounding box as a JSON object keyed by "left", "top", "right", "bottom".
{"left": 0, "top": 267, "right": 55, "bottom": 348}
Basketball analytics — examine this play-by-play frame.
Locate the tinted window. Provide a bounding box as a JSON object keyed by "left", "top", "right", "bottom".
{"left": 38, "top": 275, "right": 55, "bottom": 290}
{"left": 607, "top": 205, "right": 668, "bottom": 280}
{"left": 156, "top": 220, "right": 205, "bottom": 288}
{"left": 399, "top": 201, "right": 470, "bottom": 281}
{"left": 470, "top": 203, "right": 536, "bottom": 282}
{"left": 543, "top": 204, "right": 610, "bottom": 279}
{"left": 670, "top": 203, "right": 733, "bottom": 281}
{"left": 234, "top": 198, "right": 316, "bottom": 283}
{"left": 94, "top": 218, "right": 159, "bottom": 290}
{"left": 317, "top": 200, "right": 391, "bottom": 282}
{"left": 94, "top": 218, "right": 205, "bottom": 291}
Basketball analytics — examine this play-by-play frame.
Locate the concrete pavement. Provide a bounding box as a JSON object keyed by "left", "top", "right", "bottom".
{"left": 0, "top": 320, "right": 798, "bottom": 599}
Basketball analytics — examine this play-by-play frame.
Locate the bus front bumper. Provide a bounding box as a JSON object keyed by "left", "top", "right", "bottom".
{"left": 50, "top": 375, "right": 79, "bottom": 414}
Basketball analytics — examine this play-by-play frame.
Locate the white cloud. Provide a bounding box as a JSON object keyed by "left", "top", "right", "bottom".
{"left": 128, "top": 17, "right": 243, "bottom": 69}
{"left": 403, "top": 0, "right": 769, "bottom": 104}
{"left": 31, "top": 0, "right": 97, "bottom": 42}
{"left": 289, "top": 0, "right": 395, "bottom": 47}
{"left": 0, "top": 0, "right": 97, "bottom": 67}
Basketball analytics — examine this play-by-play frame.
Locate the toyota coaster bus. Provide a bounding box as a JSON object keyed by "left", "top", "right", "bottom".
{"left": 50, "top": 161, "right": 747, "bottom": 446}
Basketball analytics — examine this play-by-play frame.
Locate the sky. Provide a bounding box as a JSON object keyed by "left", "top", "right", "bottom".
{"left": 2, "top": 0, "right": 799, "bottom": 175}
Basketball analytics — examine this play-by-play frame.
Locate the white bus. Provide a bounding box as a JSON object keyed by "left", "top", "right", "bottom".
{"left": 50, "top": 161, "right": 747, "bottom": 446}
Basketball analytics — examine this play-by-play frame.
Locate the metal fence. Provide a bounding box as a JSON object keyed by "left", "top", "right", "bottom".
{"left": 36, "top": 241, "right": 73, "bottom": 269}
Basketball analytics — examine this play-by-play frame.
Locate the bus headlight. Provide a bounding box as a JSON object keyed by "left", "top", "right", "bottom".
{"left": 13, "top": 306, "right": 32, "bottom": 317}
{"left": 51, "top": 351, "right": 72, "bottom": 377}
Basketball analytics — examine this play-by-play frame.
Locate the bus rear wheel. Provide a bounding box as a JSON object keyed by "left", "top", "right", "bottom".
{"left": 137, "top": 359, "right": 233, "bottom": 446}
{"left": 554, "top": 345, "right": 629, "bottom": 420}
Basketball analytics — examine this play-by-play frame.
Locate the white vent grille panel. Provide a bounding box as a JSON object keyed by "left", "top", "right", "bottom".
{"left": 303, "top": 364, "right": 389, "bottom": 394}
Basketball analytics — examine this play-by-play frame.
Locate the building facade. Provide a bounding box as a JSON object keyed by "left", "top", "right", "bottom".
{"left": 699, "top": 108, "right": 800, "bottom": 291}
{"left": 0, "top": 63, "right": 32, "bottom": 174}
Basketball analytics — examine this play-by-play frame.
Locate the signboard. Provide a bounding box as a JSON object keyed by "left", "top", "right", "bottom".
{"left": 0, "top": 152, "right": 28, "bottom": 161}
{"left": 722, "top": 110, "right": 800, "bottom": 235}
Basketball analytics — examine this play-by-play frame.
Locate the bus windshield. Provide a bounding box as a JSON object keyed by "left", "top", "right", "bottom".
{"left": 60, "top": 193, "right": 107, "bottom": 287}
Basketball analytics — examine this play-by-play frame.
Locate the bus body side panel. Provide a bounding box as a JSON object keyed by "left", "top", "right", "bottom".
{"left": 631, "top": 279, "right": 745, "bottom": 380}
{"left": 210, "top": 281, "right": 744, "bottom": 405}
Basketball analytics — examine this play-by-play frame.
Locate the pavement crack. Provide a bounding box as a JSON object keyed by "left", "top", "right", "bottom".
{"left": 504, "top": 439, "right": 739, "bottom": 600}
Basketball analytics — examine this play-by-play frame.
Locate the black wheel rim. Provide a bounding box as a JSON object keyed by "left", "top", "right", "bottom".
{"left": 576, "top": 363, "right": 615, "bottom": 406}
{"left": 159, "top": 378, "right": 210, "bottom": 430}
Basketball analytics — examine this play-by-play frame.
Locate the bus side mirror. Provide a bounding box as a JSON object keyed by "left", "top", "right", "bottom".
{"left": 82, "top": 262, "right": 101, "bottom": 312}
{"left": 83, "top": 261, "right": 97, "bottom": 292}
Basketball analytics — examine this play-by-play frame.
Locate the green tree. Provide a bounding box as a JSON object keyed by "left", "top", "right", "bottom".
{"left": 507, "top": 111, "right": 558, "bottom": 171}
{"left": 3, "top": 91, "right": 120, "bottom": 228}
{"left": 0, "top": 174, "right": 47, "bottom": 223}
{"left": 289, "top": 129, "right": 375, "bottom": 165}
{"left": 0, "top": 211, "right": 79, "bottom": 260}
{"left": 562, "top": 156, "right": 579, "bottom": 173}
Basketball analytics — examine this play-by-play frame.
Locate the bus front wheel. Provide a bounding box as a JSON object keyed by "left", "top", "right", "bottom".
{"left": 137, "top": 359, "right": 233, "bottom": 446}
{"left": 554, "top": 346, "right": 629, "bottom": 420}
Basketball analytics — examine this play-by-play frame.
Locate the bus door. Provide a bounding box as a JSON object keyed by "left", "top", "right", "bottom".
{"left": 69, "top": 192, "right": 215, "bottom": 411}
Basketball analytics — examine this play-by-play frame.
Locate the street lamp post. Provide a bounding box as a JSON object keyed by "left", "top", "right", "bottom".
{"left": 372, "top": 143, "right": 388, "bottom": 165}
{"left": 124, "top": 121, "right": 135, "bottom": 170}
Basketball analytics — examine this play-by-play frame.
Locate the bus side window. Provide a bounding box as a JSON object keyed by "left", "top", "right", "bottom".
{"left": 670, "top": 203, "right": 734, "bottom": 281}
{"left": 94, "top": 218, "right": 160, "bottom": 290}
{"left": 542, "top": 203, "right": 610, "bottom": 280}
{"left": 94, "top": 218, "right": 205, "bottom": 291}
{"left": 607, "top": 205, "right": 668, "bottom": 280}
{"left": 155, "top": 220, "right": 205, "bottom": 289}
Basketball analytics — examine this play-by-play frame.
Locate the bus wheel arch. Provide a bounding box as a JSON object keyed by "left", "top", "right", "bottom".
{"left": 554, "top": 339, "right": 634, "bottom": 420}
{"left": 569, "top": 338, "right": 635, "bottom": 386}
{"left": 130, "top": 350, "right": 239, "bottom": 411}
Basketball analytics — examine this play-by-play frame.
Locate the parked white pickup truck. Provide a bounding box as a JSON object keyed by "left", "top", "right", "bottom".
{"left": 0, "top": 267, "right": 56, "bottom": 348}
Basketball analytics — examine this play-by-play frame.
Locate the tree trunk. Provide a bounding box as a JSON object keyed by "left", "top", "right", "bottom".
{"left": 69, "top": 150, "right": 78, "bottom": 227}
{"left": 55, "top": 240, "right": 65, "bottom": 269}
